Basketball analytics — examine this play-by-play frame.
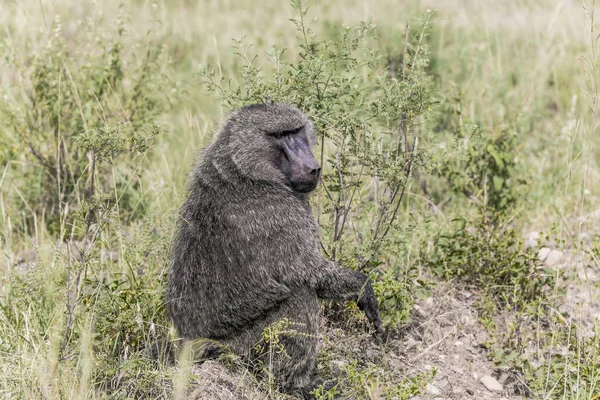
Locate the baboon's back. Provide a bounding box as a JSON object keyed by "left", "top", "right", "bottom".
{"left": 166, "top": 157, "right": 322, "bottom": 340}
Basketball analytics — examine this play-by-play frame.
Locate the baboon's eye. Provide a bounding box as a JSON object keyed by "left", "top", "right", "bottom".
{"left": 273, "top": 126, "right": 303, "bottom": 138}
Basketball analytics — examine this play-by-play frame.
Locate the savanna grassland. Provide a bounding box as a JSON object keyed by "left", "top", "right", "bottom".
{"left": 1, "top": 0, "right": 599, "bottom": 399}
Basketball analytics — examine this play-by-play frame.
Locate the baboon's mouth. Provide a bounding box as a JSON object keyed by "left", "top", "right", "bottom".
{"left": 291, "top": 180, "right": 319, "bottom": 193}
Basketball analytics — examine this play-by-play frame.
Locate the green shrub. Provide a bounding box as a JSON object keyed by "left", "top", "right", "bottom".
{"left": 422, "top": 207, "right": 554, "bottom": 308}
{"left": 437, "top": 124, "right": 527, "bottom": 212}
{"left": 0, "top": 8, "right": 175, "bottom": 397}
{"left": 1, "top": 12, "right": 173, "bottom": 235}
{"left": 200, "top": 0, "right": 436, "bottom": 329}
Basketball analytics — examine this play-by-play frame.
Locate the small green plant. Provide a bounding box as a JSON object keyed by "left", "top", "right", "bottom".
{"left": 533, "top": 333, "right": 600, "bottom": 398}
{"left": 311, "top": 383, "right": 340, "bottom": 400}
{"left": 341, "top": 360, "right": 435, "bottom": 399}
{"left": 424, "top": 87, "right": 547, "bottom": 309}
{"left": 251, "top": 318, "right": 313, "bottom": 395}
{"left": 423, "top": 207, "right": 554, "bottom": 308}
{"left": 437, "top": 123, "right": 527, "bottom": 213}
{"left": 372, "top": 269, "right": 415, "bottom": 328}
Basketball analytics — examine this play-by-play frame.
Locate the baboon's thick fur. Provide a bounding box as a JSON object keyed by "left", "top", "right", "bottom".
{"left": 166, "top": 103, "right": 381, "bottom": 391}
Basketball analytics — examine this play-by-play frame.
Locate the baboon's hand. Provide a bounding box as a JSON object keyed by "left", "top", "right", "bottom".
{"left": 357, "top": 282, "right": 384, "bottom": 337}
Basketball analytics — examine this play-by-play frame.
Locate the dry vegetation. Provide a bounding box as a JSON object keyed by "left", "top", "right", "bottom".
{"left": 1, "top": 0, "right": 599, "bottom": 399}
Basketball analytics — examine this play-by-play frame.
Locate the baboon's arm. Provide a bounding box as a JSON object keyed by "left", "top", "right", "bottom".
{"left": 310, "top": 261, "right": 384, "bottom": 335}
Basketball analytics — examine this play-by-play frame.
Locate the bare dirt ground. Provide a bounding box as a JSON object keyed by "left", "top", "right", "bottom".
{"left": 396, "top": 283, "right": 526, "bottom": 400}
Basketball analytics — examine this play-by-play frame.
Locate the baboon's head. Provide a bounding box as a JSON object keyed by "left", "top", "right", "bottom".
{"left": 216, "top": 103, "right": 321, "bottom": 193}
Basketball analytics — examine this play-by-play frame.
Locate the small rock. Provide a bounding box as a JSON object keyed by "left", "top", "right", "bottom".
{"left": 330, "top": 360, "right": 347, "bottom": 377}
{"left": 454, "top": 340, "right": 464, "bottom": 346}
{"left": 453, "top": 385, "right": 466, "bottom": 395}
{"left": 437, "top": 378, "right": 449, "bottom": 388}
{"left": 538, "top": 247, "right": 563, "bottom": 267}
{"left": 405, "top": 337, "right": 420, "bottom": 351}
{"left": 538, "top": 247, "right": 551, "bottom": 261}
{"left": 103, "top": 249, "right": 119, "bottom": 262}
{"left": 480, "top": 375, "right": 503, "bottom": 393}
{"left": 450, "top": 365, "right": 464, "bottom": 374}
{"left": 525, "top": 231, "right": 540, "bottom": 248}
{"left": 544, "top": 249, "right": 563, "bottom": 267}
{"left": 425, "top": 383, "right": 441, "bottom": 395}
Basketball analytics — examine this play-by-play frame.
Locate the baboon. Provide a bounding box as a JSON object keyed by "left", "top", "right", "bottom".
{"left": 165, "top": 103, "right": 383, "bottom": 393}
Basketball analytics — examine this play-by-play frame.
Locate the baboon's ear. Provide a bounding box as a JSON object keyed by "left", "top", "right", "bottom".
{"left": 305, "top": 121, "right": 318, "bottom": 146}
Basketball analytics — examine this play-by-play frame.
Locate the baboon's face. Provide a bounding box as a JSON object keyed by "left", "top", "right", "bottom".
{"left": 226, "top": 104, "right": 321, "bottom": 193}
{"left": 271, "top": 125, "right": 321, "bottom": 193}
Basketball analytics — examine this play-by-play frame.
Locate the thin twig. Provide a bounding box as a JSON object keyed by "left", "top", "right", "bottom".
{"left": 402, "top": 24, "right": 410, "bottom": 80}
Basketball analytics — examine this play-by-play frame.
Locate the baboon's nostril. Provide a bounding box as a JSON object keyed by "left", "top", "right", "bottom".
{"left": 310, "top": 167, "right": 321, "bottom": 176}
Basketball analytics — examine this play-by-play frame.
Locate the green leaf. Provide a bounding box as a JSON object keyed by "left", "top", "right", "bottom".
{"left": 492, "top": 176, "right": 504, "bottom": 191}
{"left": 487, "top": 144, "right": 505, "bottom": 169}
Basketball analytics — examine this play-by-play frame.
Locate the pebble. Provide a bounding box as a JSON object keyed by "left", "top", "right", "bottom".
{"left": 538, "top": 247, "right": 563, "bottom": 267}
{"left": 437, "top": 378, "right": 449, "bottom": 388}
{"left": 538, "top": 247, "right": 551, "bottom": 261}
{"left": 405, "top": 337, "right": 420, "bottom": 351}
{"left": 544, "top": 249, "right": 563, "bottom": 267}
{"left": 480, "top": 375, "right": 503, "bottom": 392}
{"left": 426, "top": 383, "right": 441, "bottom": 395}
{"left": 453, "top": 386, "right": 466, "bottom": 395}
{"left": 525, "top": 231, "right": 540, "bottom": 248}
{"left": 450, "top": 365, "right": 464, "bottom": 374}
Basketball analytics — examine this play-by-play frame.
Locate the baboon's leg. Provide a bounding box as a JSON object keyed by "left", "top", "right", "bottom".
{"left": 223, "top": 288, "right": 320, "bottom": 391}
